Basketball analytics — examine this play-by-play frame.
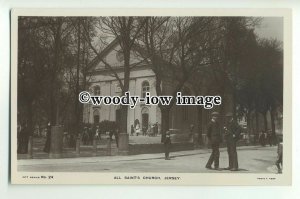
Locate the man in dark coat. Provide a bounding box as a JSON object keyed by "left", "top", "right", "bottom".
{"left": 154, "top": 122, "right": 158, "bottom": 136}
{"left": 224, "top": 112, "right": 241, "bottom": 171}
{"left": 114, "top": 128, "right": 119, "bottom": 148}
{"left": 205, "top": 112, "right": 222, "bottom": 170}
{"left": 275, "top": 135, "right": 283, "bottom": 173}
{"left": 164, "top": 130, "right": 172, "bottom": 160}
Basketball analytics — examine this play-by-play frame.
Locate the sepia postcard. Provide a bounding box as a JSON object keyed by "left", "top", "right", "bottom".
{"left": 11, "top": 8, "right": 292, "bottom": 185}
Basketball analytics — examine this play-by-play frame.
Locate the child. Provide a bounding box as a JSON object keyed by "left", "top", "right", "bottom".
{"left": 276, "top": 135, "right": 283, "bottom": 174}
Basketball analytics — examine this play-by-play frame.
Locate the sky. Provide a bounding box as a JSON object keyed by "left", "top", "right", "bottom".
{"left": 254, "top": 17, "right": 283, "bottom": 41}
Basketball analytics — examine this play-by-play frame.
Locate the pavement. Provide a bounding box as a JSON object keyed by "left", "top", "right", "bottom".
{"left": 17, "top": 145, "right": 280, "bottom": 173}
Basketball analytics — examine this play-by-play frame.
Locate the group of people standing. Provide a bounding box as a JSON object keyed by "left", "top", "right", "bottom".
{"left": 162, "top": 111, "right": 241, "bottom": 165}
{"left": 81, "top": 126, "right": 120, "bottom": 147}
{"left": 130, "top": 122, "right": 159, "bottom": 137}
{"left": 205, "top": 111, "right": 241, "bottom": 171}
{"left": 258, "top": 130, "right": 276, "bottom": 147}
{"left": 81, "top": 126, "right": 100, "bottom": 145}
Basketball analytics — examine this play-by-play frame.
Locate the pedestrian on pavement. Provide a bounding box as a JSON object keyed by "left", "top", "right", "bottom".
{"left": 88, "top": 127, "right": 93, "bottom": 145}
{"left": 95, "top": 126, "right": 101, "bottom": 142}
{"left": 164, "top": 130, "right": 172, "bottom": 160}
{"left": 109, "top": 130, "right": 114, "bottom": 141}
{"left": 276, "top": 135, "right": 283, "bottom": 173}
{"left": 147, "top": 124, "right": 152, "bottom": 136}
{"left": 189, "top": 124, "right": 195, "bottom": 142}
{"left": 131, "top": 124, "right": 134, "bottom": 136}
{"left": 150, "top": 124, "right": 155, "bottom": 137}
{"left": 267, "top": 130, "right": 273, "bottom": 146}
{"left": 205, "top": 112, "right": 222, "bottom": 170}
{"left": 114, "top": 128, "right": 119, "bottom": 148}
{"left": 142, "top": 125, "right": 147, "bottom": 136}
{"left": 43, "top": 122, "right": 51, "bottom": 153}
{"left": 154, "top": 122, "right": 158, "bottom": 136}
{"left": 82, "top": 127, "right": 89, "bottom": 145}
{"left": 259, "top": 131, "right": 266, "bottom": 146}
{"left": 224, "top": 112, "right": 241, "bottom": 171}
{"left": 263, "top": 131, "right": 268, "bottom": 146}
{"left": 135, "top": 123, "right": 141, "bottom": 136}
{"left": 245, "top": 133, "right": 250, "bottom": 146}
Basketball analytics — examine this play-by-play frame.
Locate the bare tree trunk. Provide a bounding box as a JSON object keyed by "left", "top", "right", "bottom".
{"left": 255, "top": 110, "right": 259, "bottom": 143}
{"left": 49, "top": 85, "right": 57, "bottom": 125}
{"left": 270, "top": 107, "right": 276, "bottom": 136}
{"left": 263, "top": 112, "right": 268, "bottom": 132}
{"left": 50, "top": 19, "right": 62, "bottom": 126}
{"left": 219, "top": 92, "right": 226, "bottom": 126}
{"left": 246, "top": 111, "right": 251, "bottom": 135}
{"left": 23, "top": 100, "right": 34, "bottom": 153}
{"left": 232, "top": 61, "right": 238, "bottom": 123}
{"left": 197, "top": 106, "right": 203, "bottom": 145}
{"left": 160, "top": 107, "right": 170, "bottom": 143}
{"left": 120, "top": 105, "right": 128, "bottom": 133}
{"left": 75, "top": 18, "right": 81, "bottom": 135}
{"left": 120, "top": 44, "right": 131, "bottom": 134}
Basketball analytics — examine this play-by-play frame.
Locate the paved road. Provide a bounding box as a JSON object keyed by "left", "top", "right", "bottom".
{"left": 18, "top": 146, "right": 280, "bottom": 173}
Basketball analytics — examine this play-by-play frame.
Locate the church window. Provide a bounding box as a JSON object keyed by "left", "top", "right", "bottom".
{"left": 142, "top": 81, "right": 150, "bottom": 98}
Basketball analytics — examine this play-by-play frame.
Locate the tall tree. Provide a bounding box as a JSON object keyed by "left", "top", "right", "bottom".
{"left": 220, "top": 17, "right": 261, "bottom": 123}
{"left": 141, "top": 17, "right": 221, "bottom": 141}
{"left": 83, "top": 17, "right": 146, "bottom": 134}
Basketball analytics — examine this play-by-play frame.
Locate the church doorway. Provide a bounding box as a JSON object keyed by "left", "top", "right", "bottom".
{"left": 93, "top": 109, "right": 100, "bottom": 124}
{"left": 141, "top": 107, "right": 149, "bottom": 135}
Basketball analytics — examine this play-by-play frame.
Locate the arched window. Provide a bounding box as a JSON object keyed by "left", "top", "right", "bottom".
{"left": 93, "top": 85, "right": 100, "bottom": 95}
{"left": 141, "top": 81, "right": 150, "bottom": 98}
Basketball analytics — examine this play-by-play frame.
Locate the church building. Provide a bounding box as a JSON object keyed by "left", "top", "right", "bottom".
{"left": 82, "top": 39, "right": 199, "bottom": 135}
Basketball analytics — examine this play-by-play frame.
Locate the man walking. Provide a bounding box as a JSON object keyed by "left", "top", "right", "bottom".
{"left": 276, "top": 135, "right": 283, "bottom": 173}
{"left": 224, "top": 112, "right": 241, "bottom": 171}
{"left": 164, "top": 130, "right": 172, "bottom": 160}
{"left": 154, "top": 122, "right": 158, "bottom": 136}
{"left": 205, "top": 112, "right": 222, "bottom": 170}
{"left": 95, "top": 126, "right": 101, "bottom": 142}
{"left": 130, "top": 125, "right": 134, "bottom": 136}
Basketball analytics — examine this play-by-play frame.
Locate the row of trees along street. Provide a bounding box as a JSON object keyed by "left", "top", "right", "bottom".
{"left": 18, "top": 17, "right": 283, "bottom": 147}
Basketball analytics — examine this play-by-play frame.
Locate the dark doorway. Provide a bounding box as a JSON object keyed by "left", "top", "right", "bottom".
{"left": 94, "top": 115, "right": 99, "bottom": 124}
{"left": 93, "top": 109, "right": 100, "bottom": 124}
{"left": 142, "top": 113, "right": 149, "bottom": 135}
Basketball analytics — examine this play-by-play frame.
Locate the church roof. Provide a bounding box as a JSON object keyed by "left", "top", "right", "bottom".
{"left": 86, "top": 38, "right": 174, "bottom": 75}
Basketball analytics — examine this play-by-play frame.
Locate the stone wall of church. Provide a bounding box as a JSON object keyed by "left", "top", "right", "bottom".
{"left": 82, "top": 68, "right": 160, "bottom": 133}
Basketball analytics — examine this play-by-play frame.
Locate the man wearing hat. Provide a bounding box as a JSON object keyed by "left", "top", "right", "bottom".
{"left": 224, "top": 112, "right": 241, "bottom": 171}
{"left": 205, "top": 111, "right": 222, "bottom": 170}
{"left": 164, "top": 130, "right": 172, "bottom": 160}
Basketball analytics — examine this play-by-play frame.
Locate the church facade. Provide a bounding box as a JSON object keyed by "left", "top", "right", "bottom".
{"left": 82, "top": 40, "right": 199, "bottom": 134}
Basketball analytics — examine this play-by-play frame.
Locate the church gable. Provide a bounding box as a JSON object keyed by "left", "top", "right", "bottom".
{"left": 89, "top": 39, "right": 148, "bottom": 71}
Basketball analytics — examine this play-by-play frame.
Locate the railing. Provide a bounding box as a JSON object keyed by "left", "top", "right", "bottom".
{"left": 23, "top": 126, "right": 119, "bottom": 159}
